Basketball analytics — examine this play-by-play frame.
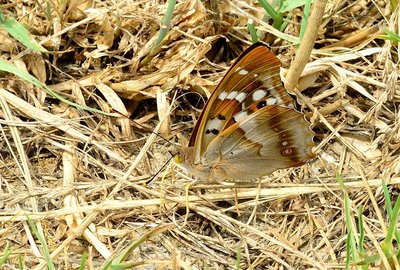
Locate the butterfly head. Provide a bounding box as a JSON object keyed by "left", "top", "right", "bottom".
{"left": 172, "top": 145, "right": 191, "bottom": 170}
{"left": 173, "top": 146, "right": 216, "bottom": 181}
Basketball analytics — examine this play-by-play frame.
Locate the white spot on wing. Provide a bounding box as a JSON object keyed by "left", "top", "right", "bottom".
{"left": 238, "top": 69, "right": 249, "bottom": 75}
{"left": 252, "top": 90, "right": 267, "bottom": 101}
{"left": 205, "top": 118, "right": 223, "bottom": 134}
{"left": 275, "top": 96, "right": 284, "bottom": 106}
{"left": 235, "top": 92, "right": 246, "bottom": 102}
{"left": 226, "top": 91, "right": 238, "bottom": 100}
{"left": 268, "top": 89, "right": 290, "bottom": 107}
{"left": 266, "top": 97, "right": 277, "bottom": 105}
{"left": 218, "top": 91, "right": 228, "bottom": 100}
{"left": 233, "top": 111, "right": 248, "bottom": 122}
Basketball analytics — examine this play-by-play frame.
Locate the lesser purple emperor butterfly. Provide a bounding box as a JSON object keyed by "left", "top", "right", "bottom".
{"left": 175, "top": 42, "right": 315, "bottom": 182}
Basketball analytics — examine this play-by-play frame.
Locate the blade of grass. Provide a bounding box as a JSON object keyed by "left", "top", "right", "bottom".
{"left": 280, "top": 0, "right": 314, "bottom": 12}
{"left": 141, "top": 0, "right": 176, "bottom": 68}
{"left": 0, "top": 60, "right": 112, "bottom": 116}
{"left": 272, "top": 0, "right": 284, "bottom": 29}
{"left": 18, "top": 254, "right": 24, "bottom": 269}
{"left": 247, "top": 19, "right": 258, "bottom": 43}
{"left": 345, "top": 231, "right": 352, "bottom": 270}
{"left": 105, "top": 225, "right": 173, "bottom": 268}
{"left": 382, "top": 180, "right": 400, "bottom": 245}
{"left": 258, "top": 0, "right": 278, "bottom": 21}
{"left": 79, "top": 252, "right": 88, "bottom": 270}
{"left": 382, "top": 180, "right": 393, "bottom": 217}
{"left": 390, "top": 0, "right": 398, "bottom": 11}
{"left": 383, "top": 29, "right": 400, "bottom": 42}
{"left": 344, "top": 191, "right": 359, "bottom": 268}
{"left": 357, "top": 207, "right": 365, "bottom": 255}
{"left": 299, "top": 0, "right": 312, "bottom": 41}
{"left": 357, "top": 207, "right": 369, "bottom": 270}
{"left": 25, "top": 214, "right": 56, "bottom": 270}
{"left": 337, "top": 173, "right": 360, "bottom": 269}
{"left": 382, "top": 195, "right": 400, "bottom": 259}
{"left": 236, "top": 246, "right": 241, "bottom": 270}
{"left": 280, "top": 13, "right": 291, "bottom": 32}
{"left": 0, "top": 10, "right": 48, "bottom": 53}
{"left": 154, "top": 0, "right": 176, "bottom": 47}
{"left": 0, "top": 242, "right": 12, "bottom": 266}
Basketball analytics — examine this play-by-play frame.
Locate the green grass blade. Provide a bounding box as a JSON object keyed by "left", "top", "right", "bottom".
{"left": 272, "top": 0, "right": 284, "bottom": 29}
{"left": 336, "top": 172, "right": 346, "bottom": 190}
{"left": 18, "top": 253, "right": 24, "bottom": 269}
{"left": 0, "top": 242, "right": 12, "bottom": 266}
{"left": 280, "top": 0, "right": 314, "bottom": 12}
{"left": 344, "top": 192, "right": 359, "bottom": 267}
{"left": 383, "top": 29, "right": 400, "bottom": 42}
{"left": 381, "top": 179, "right": 400, "bottom": 251}
{"left": 382, "top": 180, "right": 393, "bottom": 217}
{"left": 79, "top": 252, "right": 88, "bottom": 270}
{"left": 105, "top": 225, "right": 172, "bottom": 268}
{"left": 345, "top": 230, "right": 352, "bottom": 270}
{"left": 0, "top": 10, "right": 48, "bottom": 53}
{"left": 356, "top": 254, "right": 381, "bottom": 266}
{"left": 235, "top": 246, "right": 241, "bottom": 270}
{"left": 25, "top": 214, "right": 56, "bottom": 270}
{"left": 155, "top": 0, "right": 176, "bottom": 47}
{"left": 299, "top": 0, "right": 312, "bottom": 41}
{"left": 247, "top": 19, "right": 258, "bottom": 43}
{"left": 357, "top": 207, "right": 370, "bottom": 270}
{"left": 382, "top": 195, "right": 400, "bottom": 257}
{"left": 390, "top": 0, "right": 398, "bottom": 11}
{"left": 357, "top": 207, "right": 365, "bottom": 254}
{"left": 280, "top": 13, "right": 291, "bottom": 31}
{"left": 258, "top": 0, "right": 278, "bottom": 21}
{"left": 337, "top": 173, "right": 360, "bottom": 268}
{"left": 0, "top": 60, "right": 111, "bottom": 116}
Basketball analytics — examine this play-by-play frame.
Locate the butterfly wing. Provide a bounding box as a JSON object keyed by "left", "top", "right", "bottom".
{"left": 183, "top": 42, "right": 314, "bottom": 181}
{"left": 205, "top": 105, "right": 315, "bottom": 181}
{"left": 189, "top": 42, "right": 295, "bottom": 162}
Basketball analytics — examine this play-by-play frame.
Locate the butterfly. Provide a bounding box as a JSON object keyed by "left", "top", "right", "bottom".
{"left": 175, "top": 42, "right": 315, "bottom": 183}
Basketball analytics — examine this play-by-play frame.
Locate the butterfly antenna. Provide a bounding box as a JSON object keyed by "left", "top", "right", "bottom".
{"left": 109, "top": 90, "right": 181, "bottom": 184}
{"left": 145, "top": 151, "right": 176, "bottom": 185}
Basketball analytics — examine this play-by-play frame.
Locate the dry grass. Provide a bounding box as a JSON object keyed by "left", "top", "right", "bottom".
{"left": 0, "top": 0, "right": 399, "bottom": 269}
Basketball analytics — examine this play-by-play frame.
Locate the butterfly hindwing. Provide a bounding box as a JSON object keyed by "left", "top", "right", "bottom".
{"left": 205, "top": 105, "right": 315, "bottom": 181}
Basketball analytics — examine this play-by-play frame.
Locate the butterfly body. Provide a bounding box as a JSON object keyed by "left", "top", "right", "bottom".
{"left": 176, "top": 42, "right": 315, "bottom": 183}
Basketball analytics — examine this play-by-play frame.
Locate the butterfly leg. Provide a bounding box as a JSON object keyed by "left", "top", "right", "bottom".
{"left": 247, "top": 179, "right": 262, "bottom": 224}
{"left": 182, "top": 178, "right": 199, "bottom": 227}
{"left": 234, "top": 187, "right": 241, "bottom": 216}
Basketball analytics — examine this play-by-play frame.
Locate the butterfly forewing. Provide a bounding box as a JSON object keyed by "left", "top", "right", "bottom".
{"left": 189, "top": 43, "right": 294, "bottom": 158}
